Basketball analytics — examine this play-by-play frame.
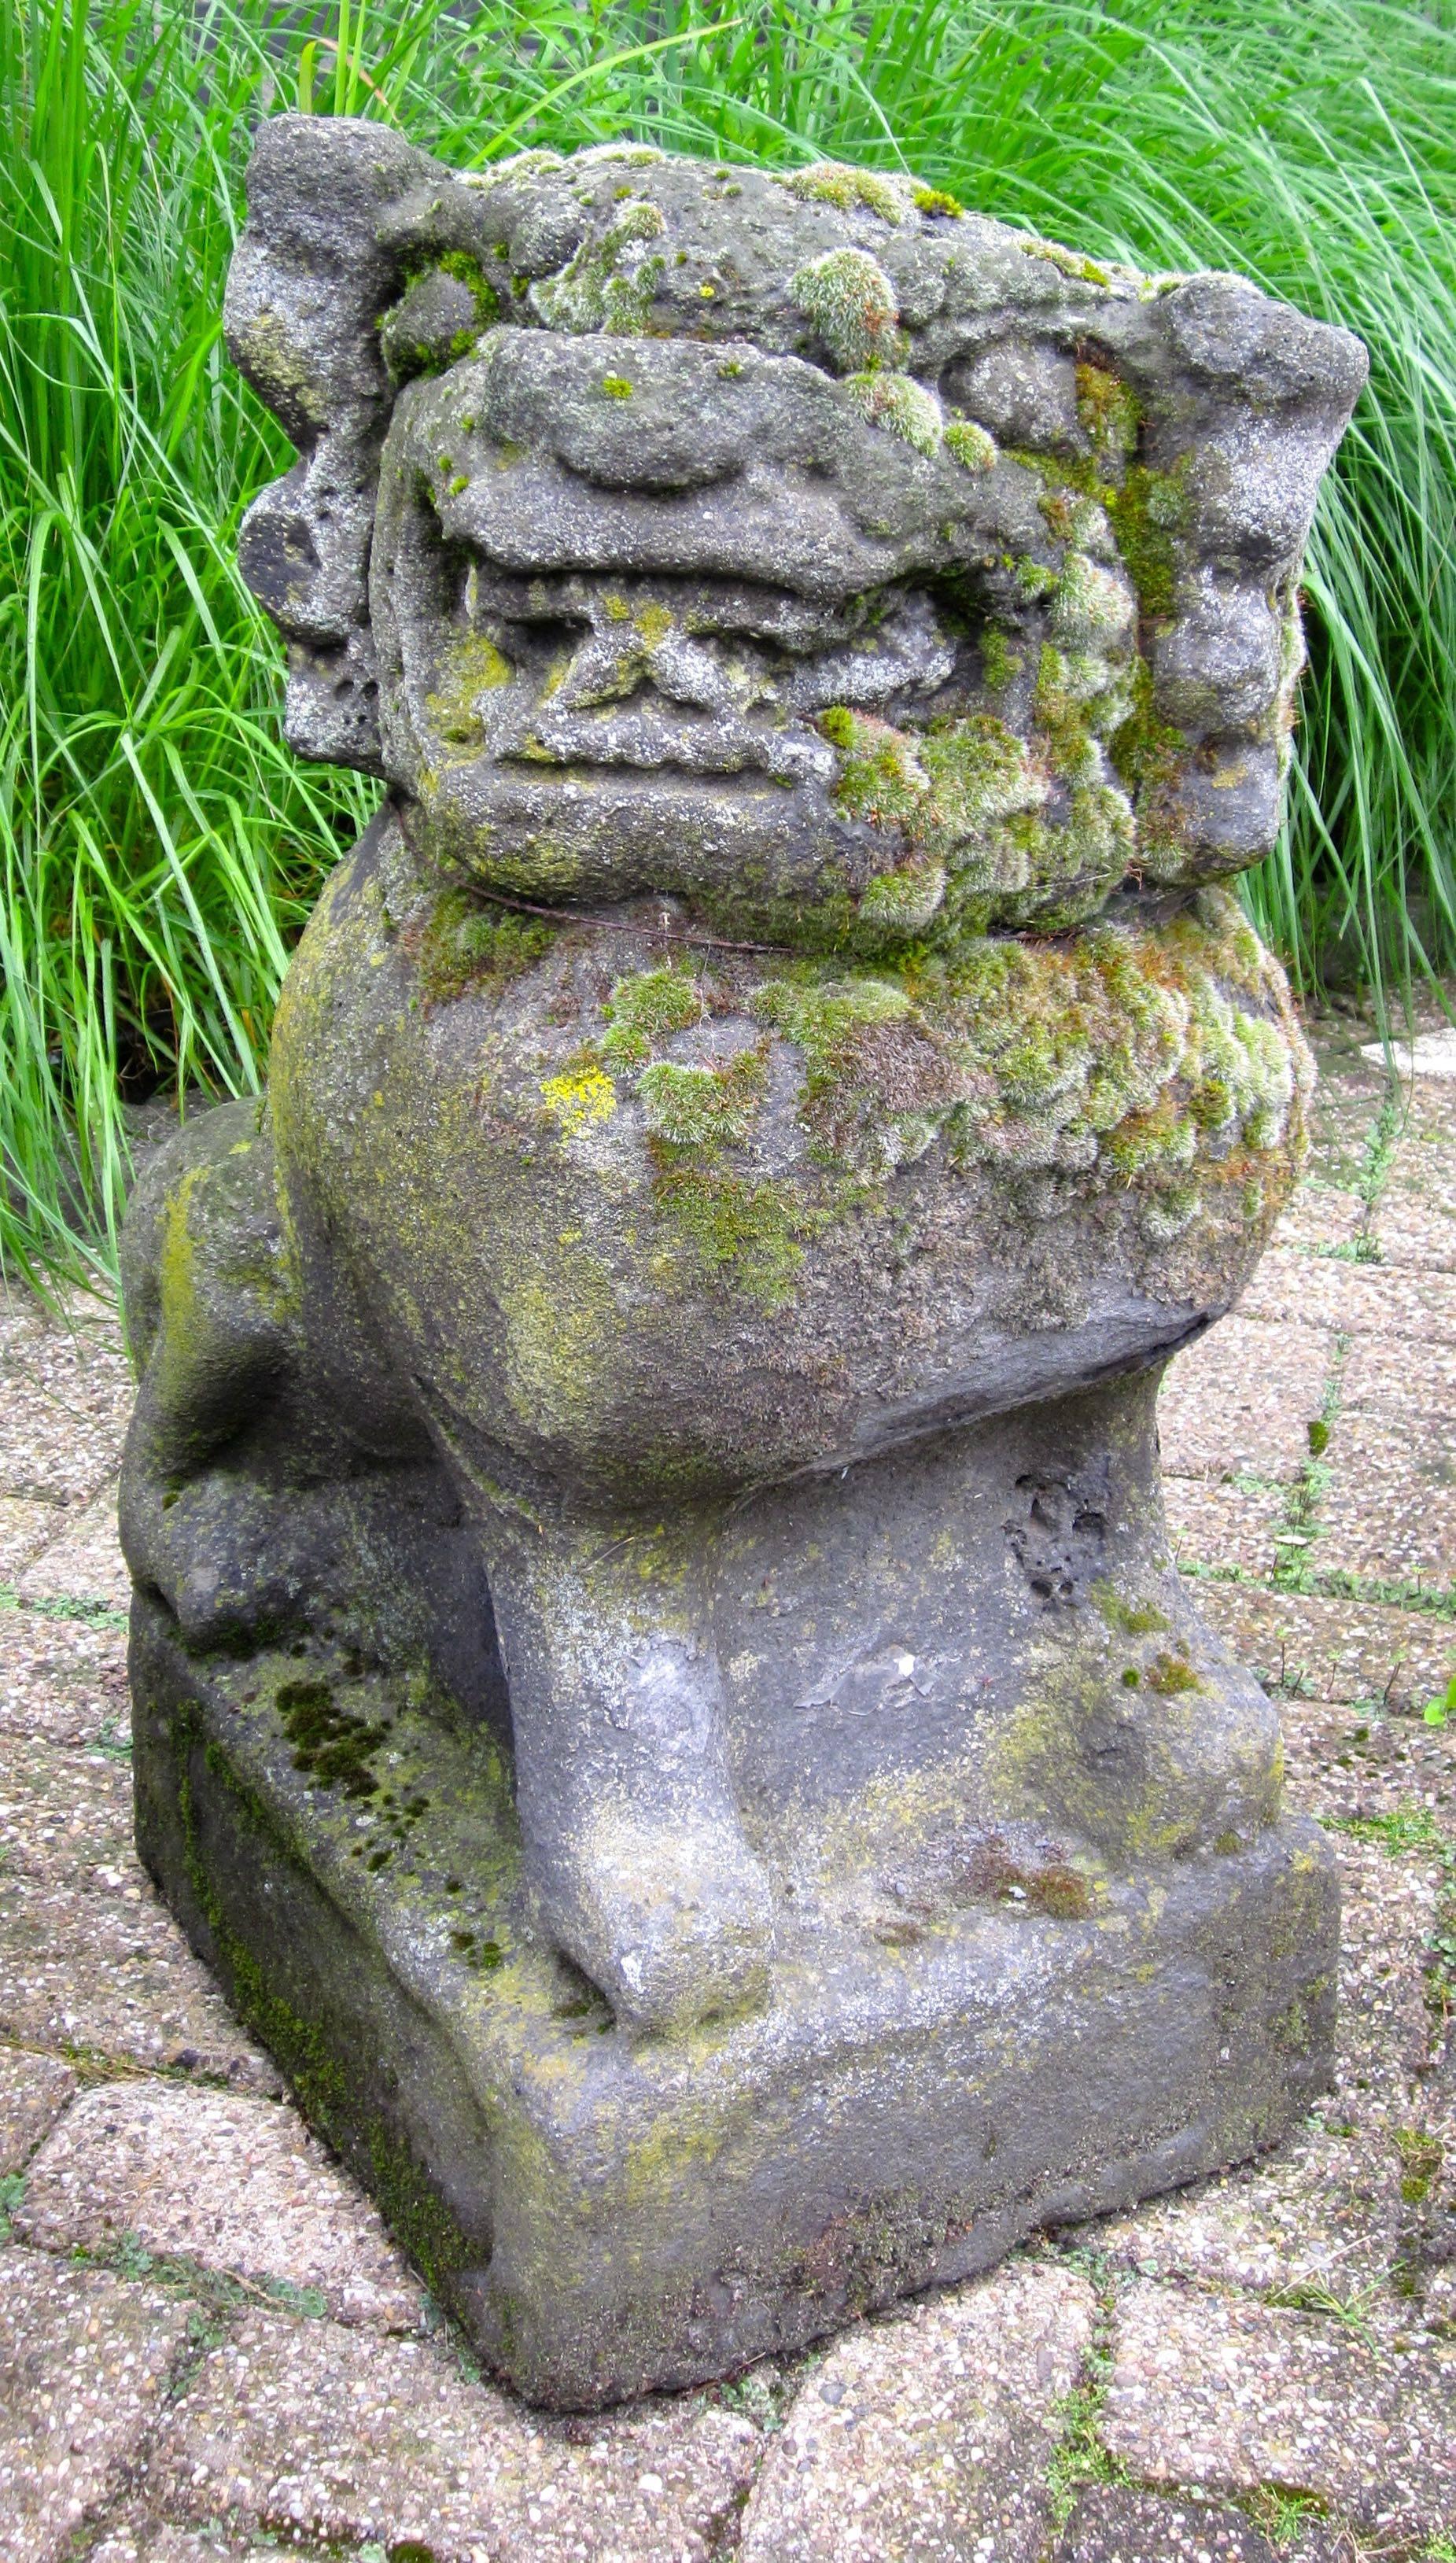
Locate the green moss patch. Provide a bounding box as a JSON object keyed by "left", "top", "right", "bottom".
{"left": 418, "top": 887, "right": 555, "bottom": 1006}
{"left": 602, "top": 962, "right": 704, "bottom": 1066}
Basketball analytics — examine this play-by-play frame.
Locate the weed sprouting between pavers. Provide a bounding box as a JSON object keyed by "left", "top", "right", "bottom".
{"left": 1040, "top": 2248, "right": 1128, "bottom": 2527}
{"left": 0, "top": 1589, "right": 128, "bottom": 1629}
{"left": 1178, "top": 1555, "right": 1456, "bottom": 1621}
{"left": 1270, "top": 1333, "right": 1349, "bottom": 1589}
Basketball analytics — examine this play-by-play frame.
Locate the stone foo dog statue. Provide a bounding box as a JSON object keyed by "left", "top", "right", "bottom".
{"left": 120, "top": 115, "right": 1366, "bottom": 2405}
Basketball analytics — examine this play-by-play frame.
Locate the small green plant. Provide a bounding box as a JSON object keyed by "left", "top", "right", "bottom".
{"left": 1422, "top": 1674, "right": 1456, "bottom": 1728}
{"left": 1264, "top": 2273, "right": 1378, "bottom": 2349}
{"left": 1244, "top": 2484, "right": 1331, "bottom": 2549}
{"left": 0, "top": 2171, "right": 25, "bottom": 2240}
{"left": 1326, "top": 1805, "right": 1445, "bottom": 1854}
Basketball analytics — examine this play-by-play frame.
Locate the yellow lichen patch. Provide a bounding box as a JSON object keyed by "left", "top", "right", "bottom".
{"left": 498, "top": 1253, "right": 621, "bottom": 1442}
{"left": 426, "top": 632, "right": 514, "bottom": 753}
{"left": 539, "top": 1062, "right": 617, "bottom": 1137}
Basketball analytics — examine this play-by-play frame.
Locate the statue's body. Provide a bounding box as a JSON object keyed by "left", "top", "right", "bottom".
{"left": 120, "top": 118, "right": 1366, "bottom": 2404}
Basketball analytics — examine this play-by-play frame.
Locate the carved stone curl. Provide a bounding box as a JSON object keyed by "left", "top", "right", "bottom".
{"left": 120, "top": 117, "right": 1366, "bottom": 2405}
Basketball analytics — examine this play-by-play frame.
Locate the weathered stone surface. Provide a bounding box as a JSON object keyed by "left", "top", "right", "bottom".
{"left": 1097, "top": 1834, "right": 1451, "bottom": 2316}
{"left": 17, "top": 1487, "right": 130, "bottom": 1611}
{"left": 14, "top": 2077, "right": 425, "bottom": 2329}
{"left": 1100, "top": 2275, "right": 1456, "bottom": 2533}
{"left": 0, "top": 2044, "right": 76, "bottom": 2174}
{"left": 1053, "top": 2488, "right": 1291, "bottom": 2563}
{"left": 131, "top": 1587, "right": 1338, "bottom": 2406}
{"left": 138, "top": 2306, "right": 762, "bottom": 2558}
{"left": 1156, "top": 1315, "right": 1333, "bottom": 1481}
{"left": 1270, "top": 1182, "right": 1362, "bottom": 1257}
{"left": 1278, "top": 1692, "right": 1454, "bottom": 1834}
{"left": 1340, "top": 1323, "right": 1456, "bottom": 1420}
{"left": 0, "top": 2244, "right": 190, "bottom": 2563}
{"left": 0, "top": 1603, "right": 129, "bottom": 1746}
{"left": 737, "top": 2256, "right": 1095, "bottom": 2561}
{"left": 1372, "top": 1083, "right": 1456, "bottom": 1270}
{"left": 0, "top": 1735, "right": 275, "bottom": 2087}
{"left": 115, "top": 117, "right": 1363, "bottom": 2401}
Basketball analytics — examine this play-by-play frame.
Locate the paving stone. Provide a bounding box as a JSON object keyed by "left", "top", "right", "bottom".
{"left": 1100, "top": 2276, "right": 1456, "bottom": 2533}
{"left": 0, "top": 1495, "right": 69, "bottom": 1581}
{"left": 17, "top": 1485, "right": 130, "bottom": 1612}
{"left": 88, "top": 2525, "right": 258, "bottom": 2563}
{"left": 738, "top": 2258, "right": 1097, "bottom": 2563}
{"left": 0, "top": 2243, "right": 190, "bottom": 2563}
{"left": 1338, "top": 1323, "right": 1456, "bottom": 1421}
{"left": 0, "top": 1605, "right": 130, "bottom": 1747}
{"left": 1276, "top": 1688, "right": 1454, "bottom": 1832}
{"left": 1237, "top": 1246, "right": 1456, "bottom": 1341}
{"left": 1361, "top": 1026, "right": 1456, "bottom": 1079}
{"left": 138, "top": 2306, "right": 762, "bottom": 2560}
{"left": 15, "top": 2078, "right": 425, "bottom": 2331}
{"left": 1316, "top": 1409, "right": 1456, "bottom": 1588}
{"left": 0, "top": 1305, "right": 134, "bottom": 1508}
{"left": 0, "top": 2045, "right": 76, "bottom": 2174}
{"left": 1272, "top": 1182, "right": 1364, "bottom": 1258}
{"left": 1157, "top": 1318, "right": 1334, "bottom": 1482}
{"left": 0, "top": 1736, "right": 277, "bottom": 2089}
{"left": 1053, "top": 2487, "right": 1296, "bottom": 2563}
{"left": 1160, "top": 1479, "right": 1286, "bottom": 1579}
{"left": 1374, "top": 1189, "right": 1456, "bottom": 1273}
{"left": 1192, "top": 1580, "right": 1456, "bottom": 1713}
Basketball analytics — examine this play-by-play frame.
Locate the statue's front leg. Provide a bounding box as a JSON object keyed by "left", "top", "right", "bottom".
{"left": 476, "top": 1499, "right": 773, "bottom": 2034}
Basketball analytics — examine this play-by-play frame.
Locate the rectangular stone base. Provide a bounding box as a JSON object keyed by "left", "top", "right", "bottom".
{"left": 129, "top": 1595, "right": 1337, "bottom": 2409}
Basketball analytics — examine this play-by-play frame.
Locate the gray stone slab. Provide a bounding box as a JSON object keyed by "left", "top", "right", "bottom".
{"left": 0, "top": 2045, "right": 76, "bottom": 2174}
{"left": 15, "top": 2076, "right": 425, "bottom": 2330}
{"left": 131, "top": 1599, "right": 1339, "bottom": 2406}
{"left": 738, "top": 2255, "right": 1095, "bottom": 2561}
{"left": 89, "top": 2528, "right": 258, "bottom": 2563}
{"left": 0, "top": 1735, "right": 276, "bottom": 2087}
{"left": 1316, "top": 1408, "right": 1456, "bottom": 1587}
{"left": 1101, "top": 2276, "right": 1456, "bottom": 2533}
{"left": 0, "top": 2243, "right": 190, "bottom": 2563}
{"left": 138, "top": 2305, "right": 762, "bottom": 2558}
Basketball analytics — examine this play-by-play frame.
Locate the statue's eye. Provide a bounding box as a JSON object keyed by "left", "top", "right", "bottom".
{"left": 379, "top": 258, "right": 499, "bottom": 384}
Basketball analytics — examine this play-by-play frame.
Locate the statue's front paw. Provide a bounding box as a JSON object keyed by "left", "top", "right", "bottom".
{"left": 541, "top": 1815, "right": 775, "bottom": 2035}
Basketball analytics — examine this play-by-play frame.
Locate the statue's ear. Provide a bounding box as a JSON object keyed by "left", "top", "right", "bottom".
{"left": 225, "top": 116, "right": 434, "bottom": 773}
